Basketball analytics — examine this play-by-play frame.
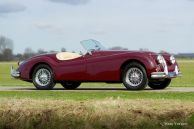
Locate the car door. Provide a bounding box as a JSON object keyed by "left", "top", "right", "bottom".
{"left": 55, "top": 56, "right": 87, "bottom": 81}
{"left": 84, "top": 51, "right": 120, "bottom": 81}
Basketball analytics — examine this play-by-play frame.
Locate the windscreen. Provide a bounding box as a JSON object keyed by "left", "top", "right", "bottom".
{"left": 80, "top": 39, "right": 106, "bottom": 52}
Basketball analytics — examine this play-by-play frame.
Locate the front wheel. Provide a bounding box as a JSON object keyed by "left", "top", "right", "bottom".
{"left": 61, "top": 81, "right": 81, "bottom": 89}
{"left": 32, "top": 64, "right": 56, "bottom": 90}
{"left": 148, "top": 79, "right": 171, "bottom": 89}
{"left": 122, "top": 62, "right": 148, "bottom": 90}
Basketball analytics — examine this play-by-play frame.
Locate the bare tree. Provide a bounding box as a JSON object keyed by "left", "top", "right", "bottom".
{"left": 23, "top": 47, "right": 35, "bottom": 59}
{"left": 0, "top": 35, "right": 14, "bottom": 61}
{"left": 14, "top": 53, "right": 23, "bottom": 61}
{"left": 61, "top": 47, "right": 66, "bottom": 52}
{"left": 2, "top": 48, "right": 13, "bottom": 61}
{"left": 139, "top": 48, "right": 149, "bottom": 51}
{"left": 109, "top": 46, "right": 128, "bottom": 50}
{"left": 0, "top": 35, "right": 13, "bottom": 53}
{"left": 37, "top": 49, "right": 47, "bottom": 55}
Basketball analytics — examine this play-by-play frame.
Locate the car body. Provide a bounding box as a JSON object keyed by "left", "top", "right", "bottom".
{"left": 11, "top": 39, "right": 182, "bottom": 90}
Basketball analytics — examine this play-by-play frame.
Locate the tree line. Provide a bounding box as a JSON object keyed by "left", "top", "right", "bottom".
{"left": 0, "top": 35, "right": 131, "bottom": 61}
{"left": 0, "top": 35, "right": 68, "bottom": 61}
{"left": 0, "top": 35, "right": 193, "bottom": 61}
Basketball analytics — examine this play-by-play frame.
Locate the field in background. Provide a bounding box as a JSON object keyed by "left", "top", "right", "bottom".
{"left": 0, "top": 59, "right": 193, "bottom": 87}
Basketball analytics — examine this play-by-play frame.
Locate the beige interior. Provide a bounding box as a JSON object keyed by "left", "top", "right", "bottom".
{"left": 56, "top": 52, "right": 82, "bottom": 61}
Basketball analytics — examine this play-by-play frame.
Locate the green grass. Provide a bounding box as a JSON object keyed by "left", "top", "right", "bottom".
{"left": 0, "top": 59, "right": 194, "bottom": 87}
{"left": 0, "top": 90, "right": 194, "bottom": 101}
{"left": 0, "top": 62, "right": 32, "bottom": 86}
{"left": 171, "top": 59, "right": 194, "bottom": 87}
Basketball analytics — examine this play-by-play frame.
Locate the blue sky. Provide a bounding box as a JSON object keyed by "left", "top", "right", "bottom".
{"left": 0, "top": 0, "right": 194, "bottom": 54}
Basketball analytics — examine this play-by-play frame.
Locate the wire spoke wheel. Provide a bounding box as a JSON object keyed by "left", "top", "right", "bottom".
{"left": 125, "top": 67, "right": 143, "bottom": 87}
{"left": 122, "top": 62, "right": 147, "bottom": 90}
{"left": 35, "top": 68, "right": 51, "bottom": 87}
{"left": 32, "top": 64, "right": 56, "bottom": 90}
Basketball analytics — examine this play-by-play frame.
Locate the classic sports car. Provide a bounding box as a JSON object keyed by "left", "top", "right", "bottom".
{"left": 11, "top": 39, "right": 181, "bottom": 90}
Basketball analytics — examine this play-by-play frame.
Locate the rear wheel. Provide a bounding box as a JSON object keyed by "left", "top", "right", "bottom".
{"left": 61, "top": 81, "right": 81, "bottom": 89}
{"left": 32, "top": 64, "right": 56, "bottom": 90}
{"left": 148, "top": 79, "right": 171, "bottom": 89}
{"left": 122, "top": 62, "right": 148, "bottom": 90}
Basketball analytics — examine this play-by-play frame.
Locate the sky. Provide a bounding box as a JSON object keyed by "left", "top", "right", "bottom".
{"left": 0, "top": 0, "right": 194, "bottom": 54}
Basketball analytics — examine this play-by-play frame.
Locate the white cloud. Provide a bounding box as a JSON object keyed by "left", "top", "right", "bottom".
{"left": 0, "top": 3, "right": 26, "bottom": 14}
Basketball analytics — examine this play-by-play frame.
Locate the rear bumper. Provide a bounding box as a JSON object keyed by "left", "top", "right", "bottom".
{"left": 151, "top": 65, "right": 182, "bottom": 79}
{"left": 11, "top": 66, "right": 20, "bottom": 78}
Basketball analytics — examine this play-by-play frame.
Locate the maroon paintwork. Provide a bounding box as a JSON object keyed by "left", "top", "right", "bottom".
{"left": 16, "top": 50, "right": 179, "bottom": 82}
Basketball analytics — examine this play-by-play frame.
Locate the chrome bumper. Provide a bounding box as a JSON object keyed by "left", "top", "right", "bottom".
{"left": 11, "top": 66, "right": 20, "bottom": 78}
{"left": 151, "top": 65, "right": 182, "bottom": 79}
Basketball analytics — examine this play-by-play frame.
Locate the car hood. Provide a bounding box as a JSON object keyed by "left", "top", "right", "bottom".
{"left": 24, "top": 53, "right": 57, "bottom": 61}
{"left": 95, "top": 50, "right": 173, "bottom": 63}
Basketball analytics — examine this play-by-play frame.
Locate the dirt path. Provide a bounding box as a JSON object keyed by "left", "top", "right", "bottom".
{"left": 0, "top": 86, "right": 194, "bottom": 92}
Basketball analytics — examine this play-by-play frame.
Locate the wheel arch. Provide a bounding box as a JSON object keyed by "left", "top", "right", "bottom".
{"left": 29, "top": 62, "right": 53, "bottom": 80}
{"left": 120, "top": 59, "right": 147, "bottom": 80}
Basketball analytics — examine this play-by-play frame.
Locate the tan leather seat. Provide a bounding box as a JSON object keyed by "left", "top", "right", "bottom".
{"left": 56, "top": 52, "right": 81, "bottom": 61}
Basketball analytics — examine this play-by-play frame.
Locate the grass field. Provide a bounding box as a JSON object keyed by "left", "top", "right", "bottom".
{"left": 0, "top": 90, "right": 194, "bottom": 100}
{"left": 0, "top": 59, "right": 193, "bottom": 87}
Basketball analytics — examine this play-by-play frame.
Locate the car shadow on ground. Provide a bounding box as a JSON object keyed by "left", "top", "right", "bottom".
{"left": 3, "top": 87, "right": 159, "bottom": 91}
{"left": 1, "top": 87, "right": 194, "bottom": 92}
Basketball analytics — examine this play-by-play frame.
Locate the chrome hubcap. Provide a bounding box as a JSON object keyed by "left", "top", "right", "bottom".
{"left": 35, "top": 68, "right": 51, "bottom": 86}
{"left": 125, "top": 67, "right": 143, "bottom": 87}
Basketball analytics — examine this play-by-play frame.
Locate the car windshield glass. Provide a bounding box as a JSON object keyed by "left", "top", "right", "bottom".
{"left": 80, "top": 39, "right": 106, "bottom": 52}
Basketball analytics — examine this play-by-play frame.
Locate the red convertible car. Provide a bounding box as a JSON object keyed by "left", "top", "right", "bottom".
{"left": 11, "top": 39, "right": 181, "bottom": 90}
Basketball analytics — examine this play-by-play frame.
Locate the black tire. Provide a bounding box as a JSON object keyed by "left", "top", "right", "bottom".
{"left": 148, "top": 79, "right": 171, "bottom": 90}
{"left": 32, "top": 64, "right": 56, "bottom": 90}
{"left": 122, "top": 62, "right": 148, "bottom": 90}
{"left": 61, "top": 81, "right": 81, "bottom": 89}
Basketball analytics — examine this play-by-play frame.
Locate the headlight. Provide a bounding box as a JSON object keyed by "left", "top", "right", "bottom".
{"left": 170, "top": 55, "right": 176, "bottom": 64}
{"left": 157, "top": 55, "right": 165, "bottom": 64}
{"left": 18, "top": 61, "right": 25, "bottom": 66}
